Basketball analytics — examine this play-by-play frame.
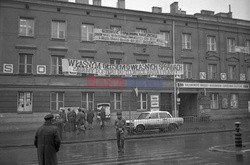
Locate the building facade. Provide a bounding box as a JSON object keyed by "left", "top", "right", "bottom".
{"left": 0, "top": 0, "right": 250, "bottom": 120}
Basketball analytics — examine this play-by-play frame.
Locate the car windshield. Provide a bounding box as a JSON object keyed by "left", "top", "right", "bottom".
{"left": 137, "top": 113, "right": 150, "bottom": 119}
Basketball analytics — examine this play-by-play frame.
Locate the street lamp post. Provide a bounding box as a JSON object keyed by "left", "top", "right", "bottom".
{"left": 172, "top": 20, "right": 177, "bottom": 117}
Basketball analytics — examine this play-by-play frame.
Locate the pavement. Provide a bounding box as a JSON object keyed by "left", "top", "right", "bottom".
{"left": 0, "top": 117, "right": 250, "bottom": 148}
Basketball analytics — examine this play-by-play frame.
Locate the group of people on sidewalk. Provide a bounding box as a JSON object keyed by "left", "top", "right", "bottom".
{"left": 34, "top": 110, "right": 127, "bottom": 165}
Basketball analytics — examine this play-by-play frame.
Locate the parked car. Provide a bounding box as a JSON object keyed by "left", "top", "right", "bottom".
{"left": 126, "top": 111, "right": 184, "bottom": 133}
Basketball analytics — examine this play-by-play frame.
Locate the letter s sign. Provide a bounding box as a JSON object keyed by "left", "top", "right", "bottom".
{"left": 3, "top": 64, "right": 13, "bottom": 73}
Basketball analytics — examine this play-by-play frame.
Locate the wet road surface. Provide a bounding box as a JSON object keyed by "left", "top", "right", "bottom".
{"left": 0, "top": 131, "right": 249, "bottom": 165}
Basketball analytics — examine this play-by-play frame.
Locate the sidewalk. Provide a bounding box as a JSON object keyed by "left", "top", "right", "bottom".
{"left": 0, "top": 118, "right": 249, "bottom": 148}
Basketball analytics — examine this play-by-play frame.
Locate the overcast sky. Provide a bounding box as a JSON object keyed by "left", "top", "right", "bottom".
{"left": 69, "top": 0, "right": 250, "bottom": 21}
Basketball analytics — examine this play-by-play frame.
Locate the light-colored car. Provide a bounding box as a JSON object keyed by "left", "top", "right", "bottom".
{"left": 126, "top": 111, "right": 184, "bottom": 133}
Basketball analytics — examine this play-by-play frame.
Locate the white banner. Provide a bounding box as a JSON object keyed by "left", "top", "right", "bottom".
{"left": 178, "top": 82, "right": 249, "bottom": 89}
{"left": 235, "top": 46, "right": 250, "bottom": 54}
{"left": 62, "top": 58, "right": 183, "bottom": 76}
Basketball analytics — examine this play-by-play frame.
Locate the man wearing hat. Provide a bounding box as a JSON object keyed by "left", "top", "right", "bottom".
{"left": 114, "top": 111, "right": 126, "bottom": 153}
{"left": 34, "top": 114, "right": 61, "bottom": 165}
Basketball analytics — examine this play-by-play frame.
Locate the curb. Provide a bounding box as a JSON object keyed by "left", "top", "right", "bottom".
{"left": 0, "top": 129, "right": 234, "bottom": 148}
{"left": 209, "top": 142, "right": 250, "bottom": 154}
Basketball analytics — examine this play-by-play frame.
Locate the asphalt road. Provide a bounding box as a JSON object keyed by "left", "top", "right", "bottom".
{"left": 0, "top": 131, "right": 249, "bottom": 165}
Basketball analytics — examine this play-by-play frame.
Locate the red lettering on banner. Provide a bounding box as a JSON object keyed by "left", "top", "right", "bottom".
{"left": 115, "top": 78, "right": 124, "bottom": 88}
{"left": 106, "top": 78, "right": 114, "bottom": 88}
{"left": 87, "top": 76, "right": 96, "bottom": 88}
{"left": 96, "top": 78, "right": 105, "bottom": 88}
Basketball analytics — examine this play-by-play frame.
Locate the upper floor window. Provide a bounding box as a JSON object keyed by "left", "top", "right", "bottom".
{"left": 208, "top": 64, "right": 217, "bottom": 80}
{"left": 110, "top": 25, "right": 122, "bottom": 33}
{"left": 111, "top": 93, "right": 122, "bottom": 110}
{"left": 182, "top": 33, "right": 191, "bottom": 49}
{"left": 228, "top": 65, "right": 237, "bottom": 81}
{"left": 182, "top": 63, "right": 192, "bottom": 79}
{"left": 51, "top": 56, "right": 63, "bottom": 75}
{"left": 51, "top": 20, "right": 66, "bottom": 39}
{"left": 246, "top": 40, "right": 250, "bottom": 54}
{"left": 19, "top": 54, "right": 32, "bottom": 74}
{"left": 137, "top": 93, "right": 147, "bottom": 110}
{"left": 50, "top": 92, "right": 64, "bottom": 111}
{"left": 227, "top": 38, "right": 235, "bottom": 53}
{"left": 210, "top": 93, "right": 219, "bottom": 109}
{"left": 110, "top": 58, "right": 121, "bottom": 65}
{"left": 81, "top": 92, "right": 94, "bottom": 110}
{"left": 81, "top": 24, "right": 94, "bottom": 41}
{"left": 160, "top": 31, "right": 171, "bottom": 47}
{"left": 19, "top": 18, "right": 34, "bottom": 36}
{"left": 135, "top": 28, "right": 147, "bottom": 34}
{"left": 247, "top": 66, "right": 250, "bottom": 81}
{"left": 207, "top": 36, "right": 216, "bottom": 51}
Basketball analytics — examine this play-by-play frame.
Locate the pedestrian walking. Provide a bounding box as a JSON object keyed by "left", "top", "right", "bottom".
{"left": 114, "top": 111, "right": 126, "bottom": 153}
{"left": 53, "top": 114, "right": 63, "bottom": 140}
{"left": 67, "top": 108, "right": 76, "bottom": 132}
{"left": 100, "top": 107, "right": 106, "bottom": 129}
{"left": 34, "top": 114, "right": 61, "bottom": 165}
{"left": 87, "top": 109, "right": 94, "bottom": 129}
{"left": 75, "top": 108, "right": 86, "bottom": 135}
{"left": 59, "top": 109, "right": 67, "bottom": 132}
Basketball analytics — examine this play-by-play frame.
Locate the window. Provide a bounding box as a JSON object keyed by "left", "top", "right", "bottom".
{"left": 230, "top": 94, "right": 238, "bottom": 109}
{"left": 149, "top": 113, "right": 158, "bottom": 119}
{"left": 136, "top": 59, "right": 147, "bottom": 64}
{"left": 160, "top": 31, "right": 170, "bottom": 47}
{"left": 159, "top": 112, "right": 171, "bottom": 119}
{"left": 182, "top": 63, "right": 192, "bottom": 79}
{"left": 227, "top": 38, "right": 235, "bottom": 53}
{"left": 210, "top": 93, "right": 219, "bottom": 109}
{"left": 111, "top": 93, "right": 122, "bottom": 110}
{"left": 51, "top": 20, "right": 66, "bottom": 39}
{"left": 137, "top": 93, "right": 147, "bottom": 110}
{"left": 246, "top": 40, "right": 250, "bottom": 54}
{"left": 208, "top": 64, "right": 217, "bottom": 80}
{"left": 247, "top": 66, "right": 250, "bottom": 81}
{"left": 182, "top": 33, "right": 191, "bottom": 49}
{"left": 18, "top": 92, "right": 32, "bottom": 112}
{"left": 50, "top": 92, "right": 64, "bottom": 111}
{"left": 110, "top": 25, "right": 122, "bottom": 33}
{"left": 135, "top": 28, "right": 147, "bottom": 34}
{"left": 51, "top": 56, "right": 63, "bottom": 75}
{"left": 19, "top": 54, "right": 32, "bottom": 74}
{"left": 207, "top": 36, "right": 216, "bottom": 51}
{"left": 19, "top": 18, "right": 34, "bottom": 36}
{"left": 82, "top": 92, "right": 94, "bottom": 110}
{"left": 110, "top": 58, "right": 121, "bottom": 65}
{"left": 228, "top": 65, "right": 237, "bottom": 80}
{"left": 81, "top": 24, "right": 94, "bottom": 41}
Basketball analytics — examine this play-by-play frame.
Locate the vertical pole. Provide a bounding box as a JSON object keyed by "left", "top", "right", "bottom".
{"left": 129, "top": 101, "right": 131, "bottom": 134}
{"left": 173, "top": 20, "right": 177, "bottom": 117}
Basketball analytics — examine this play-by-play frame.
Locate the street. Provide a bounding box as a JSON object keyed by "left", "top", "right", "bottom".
{"left": 0, "top": 131, "right": 249, "bottom": 165}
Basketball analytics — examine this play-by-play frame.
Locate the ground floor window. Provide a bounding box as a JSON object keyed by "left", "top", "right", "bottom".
{"left": 210, "top": 93, "right": 219, "bottom": 109}
{"left": 137, "top": 93, "right": 147, "bottom": 110}
{"left": 18, "top": 92, "right": 32, "bottom": 113}
{"left": 82, "top": 92, "right": 94, "bottom": 110}
{"left": 50, "top": 92, "right": 64, "bottom": 111}
{"left": 230, "top": 94, "right": 238, "bottom": 109}
{"left": 111, "top": 92, "right": 122, "bottom": 110}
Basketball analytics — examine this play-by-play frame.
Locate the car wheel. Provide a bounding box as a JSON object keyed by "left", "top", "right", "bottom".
{"left": 168, "top": 124, "right": 178, "bottom": 132}
{"left": 136, "top": 125, "right": 145, "bottom": 134}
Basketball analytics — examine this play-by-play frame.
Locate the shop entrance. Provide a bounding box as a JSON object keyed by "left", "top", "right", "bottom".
{"left": 178, "top": 93, "right": 198, "bottom": 117}
{"left": 160, "top": 93, "right": 172, "bottom": 113}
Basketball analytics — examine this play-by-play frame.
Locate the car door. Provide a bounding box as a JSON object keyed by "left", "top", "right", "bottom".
{"left": 159, "top": 112, "right": 170, "bottom": 128}
{"left": 146, "top": 112, "right": 160, "bottom": 129}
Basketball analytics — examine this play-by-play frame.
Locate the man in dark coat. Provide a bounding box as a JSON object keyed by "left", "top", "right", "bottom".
{"left": 67, "top": 108, "right": 76, "bottom": 132}
{"left": 59, "top": 109, "right": 67, "bottom": 132}
{"left": 75, "top": 108, "right": 86, "bottom": 135}
{"left": 34, "top": 114, "right": 61, "bottom": 165}
{"left": 100, "top": 107, "right": 106, "bottom": 129}
{"left": 114, "top": 111, "right": 126, "bottom": 153}
{"left": 87, "top": 109, "right": 94, "bottom": 129}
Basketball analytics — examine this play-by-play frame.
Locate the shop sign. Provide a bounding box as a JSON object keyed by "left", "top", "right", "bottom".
{"left": 62, "top": 58, "right": 183, "bottom": 76}
{"left": 221, "top": 73, "right": 227, "bottom": 80}
{"left": 200, "top": 72, "right": 206, "bottom": 79}
{"left": 235, "top": 46, "right": 249, "bottom": 54}
{"left": 240, "top": 73, "right": 246, "bottom": 81}
{"left": 178, "top": 82, "right": 249, "bottom": 89}
{"left": 3, "top": 64, "right": 13, "bottom": 73}
{"left": 37, "top": 65, "right": 46, "bottom": 74}
{"left": 150, "top": 95, "right": 159, "bottom": 108}
{"left": 94, "top": 28, "right": 168, "bottom": 47}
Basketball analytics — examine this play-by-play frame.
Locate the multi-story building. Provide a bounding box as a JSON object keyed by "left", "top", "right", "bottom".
{"left": 0, "top": 0, "right": 249, "bottom": 121}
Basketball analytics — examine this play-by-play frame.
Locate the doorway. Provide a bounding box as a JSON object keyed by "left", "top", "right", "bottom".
{"left": 178, "top": 93, "right": 197, "bottom": 117}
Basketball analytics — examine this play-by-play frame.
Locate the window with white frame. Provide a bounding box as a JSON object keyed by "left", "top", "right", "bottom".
{"left": 208, "top": 64, "right": 217, "bottom": 80}
{"left": 50, "top": 92, "right": 64, "bottom": 111}
{"left": 137, "top": 93, "right": 147, "bottom": 110}
{"left": 210, "top": 93, "right": 219, "bottom": 109}
{"left": 81, "top": 24, "right": 94, "bottom": 41}
{"left": 230, "top": 94, "right": 238, "bottom": 109}
{"left": 227, "top": 38, "right": 235, "bottom": 53}
{"left": 81, "top": 92, "right": 94, "bottom": 110}
{"left": 182, "top": 63, "right": 192, "bottom": 79}
{"left": 19, "top": 18, "right": 34, "bottom": 36}
{"left": 19, "top": 54, "right": 32, "bottom": 74}
{"left": 228, "top": 65, "right": 237, "bottom": 81}
{"left": 110, "top": 58, "right": 121, "bottom": 65}
{"left": 207, "top": 36, "right": 216, "bottom": 51}
{"left": 182, "top": 33, "right": 191, "bottom": 49}
{"left": 111, "top": 93, "right": 122, "bottom": 110}
{"left": 51, "top": 56, "right": 63, "bottom": 75}
{"left": 51, "top": 20, "right": 66, "bottom": 39}
{"left": 135, "top": 28, "right": 147, "bottom": 34}
{"left": 160, "top": 31, "right": 170, "bottom": 47}
{"left": 246, "top": 40, "right": 250, "bottom": 54}
{"left": 18, "top": 92, "right": 33, "bottom": 112}
{"left": 247, "top": 66, "right": 250, "bottom": 81}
